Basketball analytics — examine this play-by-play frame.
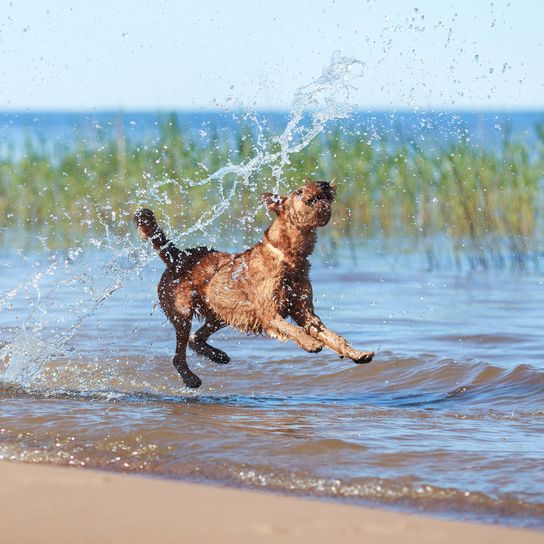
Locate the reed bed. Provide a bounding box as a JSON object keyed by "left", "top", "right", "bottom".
{"left": 0, "top": 113, "right": 542, "bottom": 267}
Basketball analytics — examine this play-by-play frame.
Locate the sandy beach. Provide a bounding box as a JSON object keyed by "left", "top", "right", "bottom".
{"left": 0, "top": 461, "right": 542, "bottom": 544}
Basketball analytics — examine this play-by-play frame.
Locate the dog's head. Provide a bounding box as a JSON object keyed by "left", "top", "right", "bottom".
{"left": 261, "top": 178, "right": 337, "bottom": 229}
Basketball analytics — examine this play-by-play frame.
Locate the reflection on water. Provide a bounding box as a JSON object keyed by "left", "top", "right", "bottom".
{"left": 0, "top": 247, "right": 543, "bottom": 529}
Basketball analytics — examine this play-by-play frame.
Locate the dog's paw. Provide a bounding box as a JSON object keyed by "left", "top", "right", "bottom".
{"left": 350, "top": 350, "right": 374, "bottom": 364}
{"left": 182, "top": 372, "right": 202, "bottom": 389}
{"left": 190, "top": 341, "right": 231, "bottom": 365}
{"left": 211, "top": 350, "right": 231, "bottom": 364}
{"left": 204, "top": 346, "right": 230, "bottom": 364}
{"left": 302, "top": 338, "right": 324, "bottom": 353}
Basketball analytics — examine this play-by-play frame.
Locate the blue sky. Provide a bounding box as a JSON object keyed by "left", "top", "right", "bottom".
{"left": 1, "top": 0, "right": 542, "bottom": 110}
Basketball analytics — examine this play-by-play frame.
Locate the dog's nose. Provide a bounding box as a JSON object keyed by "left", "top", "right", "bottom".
{"left": 319, "top": 182, "right": 330, "bottom": 190}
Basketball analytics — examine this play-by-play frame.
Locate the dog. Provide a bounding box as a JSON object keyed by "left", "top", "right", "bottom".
{"left": 135, "top": 178, "right": 374, "bottom": 388}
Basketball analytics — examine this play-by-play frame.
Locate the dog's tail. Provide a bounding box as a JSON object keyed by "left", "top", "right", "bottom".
{"left": 134, "top": 208, "right": 181, "bottom": 269}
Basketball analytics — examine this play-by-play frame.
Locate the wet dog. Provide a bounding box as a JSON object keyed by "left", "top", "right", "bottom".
{"left": 135, "top": 179, "right": 374, "bottom": 388}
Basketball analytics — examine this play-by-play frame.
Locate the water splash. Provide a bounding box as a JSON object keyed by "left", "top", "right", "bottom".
{"left": 140, "top": 51, "right": 363, "bottom": 236}
{"left": 0, "top": 51, "right": 363, "bottom": 388}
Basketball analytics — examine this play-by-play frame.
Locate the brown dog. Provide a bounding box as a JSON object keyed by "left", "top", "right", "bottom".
{"left": 135, "top": 179, "right": 374, "bottom": 388}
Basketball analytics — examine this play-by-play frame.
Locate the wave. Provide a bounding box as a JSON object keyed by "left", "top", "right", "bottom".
{"left": 260, "top": 355, "right": 544, "bottom": 410}
{"left": 1, "top": 354, "right": 543, "bottom": 412}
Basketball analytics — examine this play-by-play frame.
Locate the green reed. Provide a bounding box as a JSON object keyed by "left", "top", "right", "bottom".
{"left": 0, "top": 113, "right": 542, "bottom": 265}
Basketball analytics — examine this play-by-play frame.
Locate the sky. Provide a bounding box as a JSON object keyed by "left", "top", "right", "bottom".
{"left": 0, "top": 0, "right": 542, "bottom": 111}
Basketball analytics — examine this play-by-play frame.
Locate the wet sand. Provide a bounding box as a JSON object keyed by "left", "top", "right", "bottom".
{"left": 1, "top": 461, "right": 542, "bottom": 544}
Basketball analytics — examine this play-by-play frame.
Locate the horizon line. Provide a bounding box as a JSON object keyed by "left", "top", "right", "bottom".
{"left": 1, "top": 107, "right": 543, "bottom": 115}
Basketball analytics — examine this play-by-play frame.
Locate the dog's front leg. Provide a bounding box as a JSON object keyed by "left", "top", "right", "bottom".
{"left": 291, "top": 305, "right": 373, "bottom": 364}
{"left": 308, "top": 316, "right": 373, "bottom": 364}
{"left": 265, "top": 315, "right": 323, "bottom": 353}
{"left": 289, "top": 280, "right": 373, "bottom": 364}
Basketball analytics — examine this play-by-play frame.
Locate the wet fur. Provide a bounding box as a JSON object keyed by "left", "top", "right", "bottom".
{"left": 135, "top": 179, "right": 374, "bottom": 388}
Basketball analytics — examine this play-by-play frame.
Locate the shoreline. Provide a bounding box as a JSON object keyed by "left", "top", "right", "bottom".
{"left": 1, "top": 461, "right": 542, "bottom": 544}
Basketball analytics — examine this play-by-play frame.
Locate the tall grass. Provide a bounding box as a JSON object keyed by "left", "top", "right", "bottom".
{"left": 0, "top": 113, "right": 542, "bottom": 267}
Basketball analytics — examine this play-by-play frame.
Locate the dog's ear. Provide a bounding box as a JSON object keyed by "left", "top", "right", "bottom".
{"left": 303, "top": 176, "right": 313, "bottom": 185}
{"left": 260, "top": 193, "right": 287, "bottom": 214}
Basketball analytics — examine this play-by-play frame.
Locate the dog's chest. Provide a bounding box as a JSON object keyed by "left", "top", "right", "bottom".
{"left": 271, "top": 269, "right": 300, "bottom": 316}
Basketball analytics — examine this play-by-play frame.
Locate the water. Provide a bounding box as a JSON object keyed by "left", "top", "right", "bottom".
{"left": 1, "top": 246, "right": 543, "bottom": 528}
{"left": 0, "top": 54, "right": 543, "bottom": 529}
{"left": 2, "top": 110, "right": 542, "bottom": 159}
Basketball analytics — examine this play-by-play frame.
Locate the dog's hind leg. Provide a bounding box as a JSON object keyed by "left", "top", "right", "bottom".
{"left": 158, "top": 273, "right": 202, "bottom": 388}
{"left": 189, "top": 319, "right": 230, "bottom": 364}
{"left": 171, "top": 314, "right": 202, "bottom": 388}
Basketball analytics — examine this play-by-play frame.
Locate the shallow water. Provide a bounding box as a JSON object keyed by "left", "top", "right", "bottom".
{"left": 1, "top": 246, "right": 543, "bottom": 529}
